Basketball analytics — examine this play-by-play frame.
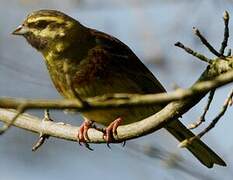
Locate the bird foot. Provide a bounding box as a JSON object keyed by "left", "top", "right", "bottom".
{"left": 103, "top": 117, "right": 122, "bottom": 144}
{"left": 77, "top": 117, "right": 123, "bottom": 149}
{"left": 77, "top": 119, "right": 94, "bottom": 150}
{"left": 77, "top": 119, "right": 93, "bottom": 143}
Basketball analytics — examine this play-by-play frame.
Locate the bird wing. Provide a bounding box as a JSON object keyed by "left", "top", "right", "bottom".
{"left": 88, "top": 28, "right": 166, "bottom": 94}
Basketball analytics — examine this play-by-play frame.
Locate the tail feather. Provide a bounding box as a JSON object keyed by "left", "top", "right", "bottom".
{"left": 165, "top": 120, "right": 226, "bottom": 168}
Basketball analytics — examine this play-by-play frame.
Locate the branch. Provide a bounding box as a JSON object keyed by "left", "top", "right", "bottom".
{"left": 0, "top": 69, "right": 233, "bottom": 111}
{"left": 0, "top": 59, "right": 232, "bottom": 143}
{"left": 0, "top": 104, "right": 26, "bottom": 134}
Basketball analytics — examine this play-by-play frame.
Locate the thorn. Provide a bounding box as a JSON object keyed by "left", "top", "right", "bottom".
{"left": 121, "top": 141, "right": 126, "bottom": 147}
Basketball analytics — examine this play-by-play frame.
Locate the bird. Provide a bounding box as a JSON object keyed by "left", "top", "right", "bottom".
{"left": 12, "top": 9, "right": 226, "bottom": 168}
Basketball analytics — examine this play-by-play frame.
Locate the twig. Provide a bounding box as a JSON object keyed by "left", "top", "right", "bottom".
{"left": 0, "top": 104, "right": 26, "bottom": 134}
{"left": 193, "top": 27, "right": 222, "bottom": 57}
{"left": 174, "top": 42, "right": 212, "bottom": 64}
{"left": 188, "top": 89, "right": 215, "bottom": 129}
{"left": 219, "top": 11, "right": 230, "bottom": 56}
{"left": 32, "top": 109, "right": 52, "bottom": 151}
{"left": 180, "top": 89, "right": 233, "bottom": 148}
{"left": 177, "top": 11, "right": 231, "bottom": 62}
{"left": 198, "top": 89, "right": 233, "bottom": 138}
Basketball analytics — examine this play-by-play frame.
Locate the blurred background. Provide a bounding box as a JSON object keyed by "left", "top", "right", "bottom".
{"left": 0, "top": 0, "right": 233, "bottom": 179}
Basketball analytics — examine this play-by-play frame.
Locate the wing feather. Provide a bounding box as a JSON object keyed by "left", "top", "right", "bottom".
{"left": 88, "top": 28, "right": 165, "bottom": 94}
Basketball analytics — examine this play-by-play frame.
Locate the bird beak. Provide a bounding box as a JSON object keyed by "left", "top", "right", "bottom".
{"left": 12, "top": 25, "right": 29, "bottom": 35}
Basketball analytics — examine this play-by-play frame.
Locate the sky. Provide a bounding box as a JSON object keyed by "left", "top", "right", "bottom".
{"left": 0, "top": 0, "right": 232, "bottom": 180}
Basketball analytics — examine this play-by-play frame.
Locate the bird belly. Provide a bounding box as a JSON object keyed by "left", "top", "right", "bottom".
{"left": 82, "top": 106, "right": 162, "bottom": 126}
{"left": 75, "top": 75, "right": 163, "bottom": 126}
{"left": 45, "top": 59, "right": 164, "bottom": 126}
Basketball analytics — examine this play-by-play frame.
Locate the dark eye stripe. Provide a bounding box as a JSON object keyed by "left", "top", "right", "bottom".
{"left": 27, "top": 20, "right": 66, "bottom": 30}
{"left": 49, "top": 22, "right": 66, "bottom": 29}
{"left": 28, "top": 20, "right": 54, "bottom": 29}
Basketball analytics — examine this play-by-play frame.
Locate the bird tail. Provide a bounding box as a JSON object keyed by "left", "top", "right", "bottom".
{"left": 165, "top": 119, "right": 226, "bottom": 168}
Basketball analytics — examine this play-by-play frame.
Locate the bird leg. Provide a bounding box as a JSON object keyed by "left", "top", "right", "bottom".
{"left": 104, "top": 117, "right": 123, "bottom": 143}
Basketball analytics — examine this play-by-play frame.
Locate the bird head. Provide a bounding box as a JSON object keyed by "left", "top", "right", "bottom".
{"left": 12, "top": 10, "right": 84, "bottom": 52}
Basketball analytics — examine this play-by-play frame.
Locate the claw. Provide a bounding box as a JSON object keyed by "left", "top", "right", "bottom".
{"left": 84, "top": 142, "right": 94, "bottom": 151}
{"left": 121, "top": 141, "right": 126, "bottom": 147}
{"left": 107, "top": 143, "right": 111, "bottom": 149}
